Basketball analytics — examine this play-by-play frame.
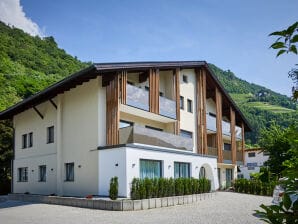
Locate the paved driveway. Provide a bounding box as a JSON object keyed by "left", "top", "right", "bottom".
{"left": 0, "top": 192, "right": 271, "bottom": 224}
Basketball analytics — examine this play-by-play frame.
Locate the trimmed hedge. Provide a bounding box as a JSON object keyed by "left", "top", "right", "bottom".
{"left": 130, "top": 177, "right": 211, "bottom": 200}
{"left": 233, "top": 179, "right": 276, "bottom": 196}
{"left": 109, "top": 176, "right": 118, "bottom": 200}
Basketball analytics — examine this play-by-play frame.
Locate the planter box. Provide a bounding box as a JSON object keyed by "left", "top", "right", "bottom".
{"left": 155, "top": 198, "right": 162, "bottom": 208}
{"left": 149, "top": 198, "right": 156, "bottom": 209}
{"left": 178, "top": 196, "right": 184, "bottom": 205}
{"left": 122, "top": 200, "right": 133, "bottom": 211}
{"left": 141, "top": 199, "right": 149, "bottom": 210}
{"left": 161, "top": 197, "right": 168, "bottom": 207}
{"left": 94, "top": 200, "right": 106, "bottom": 210}
{"left": 167, "top": 197, "right": 174, "bottom": 206}
{"left": 133, "top": 200, "right": 142, "bottom": 211}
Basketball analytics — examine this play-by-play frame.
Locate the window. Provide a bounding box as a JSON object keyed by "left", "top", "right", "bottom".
{"left": 248, "top": 166, "right": 255, "bottom": 170}
{"left": 199, "top": 167, "right": 206, "bottom": 179}
{"left": 187, "top": 99, "right": 193, "bottom": 113}
{"left": 145, "top": 86, "right": 149, "bottom": 91}
{"left": 247, "top": 162, "right": 257, "bottom": 167}
{"left": 182, "top": 75, "right": 188, "bottom": 83}
{"left": 248, "top": 152, "right": 256, "bottom": 157}
{"left": 119, "top": 120, "right": 133, "bottom": 129}
{"left": 209, "top": 112, "right": 216, "bottom": 118}
{"left": 47, "top": 126, "right": 54, "bottom": 143}
{"left": 18, "top": 167, "right": 28, "bottom": 182}
{"left": 22, "top": 134, "right": 27, "bottom": 148}
{"left": 180, "top": 96, "right": 184, "bottom": 109}
{"left": 127, "top": 81, "right": 134, "bottom": 85}
{"left": 174, "top": 162, "right": 190, "bottom": 178}
{"left": 65, "top": 163, "right": 74, "bottom": 181}
{"left": 28, "top": 132, "right": 33, "bottom": 147}
{"left": 145, "top": 125, "right": 163, "bottom": 132}
{"left": 140, "top": 159, "right": 161, "bottom": 179}
{"left": 39, "top": 165, "right": 46, "bottom": 182}
{"left": 263, "top": 151, "right": 270, "bottom": 156}
{"left": 180, "top": 130, "right": 193, "bottom": 139}
{"left": 159, "top": 92, "right": 164, "bottom": 97}
{"left": 224, "top": 143, "right": 231, "bottom": 151}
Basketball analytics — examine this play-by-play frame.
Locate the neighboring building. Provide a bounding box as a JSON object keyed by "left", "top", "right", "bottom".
{"left": 238, "top": 148, "right": 269, "bottom": 179}
{"left": 0, "top": 61, "right": 250, "bottom": 197}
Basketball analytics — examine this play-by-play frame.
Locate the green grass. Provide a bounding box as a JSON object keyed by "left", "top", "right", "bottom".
{"left": 230, "top": 93, "right": 296, "bottom": 114}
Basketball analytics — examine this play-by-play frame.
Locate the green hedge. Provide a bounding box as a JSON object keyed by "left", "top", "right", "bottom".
{"left": 109, "top": 176, "right": 118, "bottom": 200}
{"left": 233, "top": 179, "right": 276, "bottom": 196}
{"left": 130, "top": 177, "right": 211, "bottom": 200}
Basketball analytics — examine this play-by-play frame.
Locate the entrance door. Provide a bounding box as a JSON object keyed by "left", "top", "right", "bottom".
{"left": 226, "top": 168, "right": 233, "bottom": 188}
{"left": 217, "top": 168, "right": 221, "bottom": 188}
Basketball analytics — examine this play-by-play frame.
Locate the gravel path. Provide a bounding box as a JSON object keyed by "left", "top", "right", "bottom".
{"left": 0, "top": 192, "right": 271, "bottom": 224}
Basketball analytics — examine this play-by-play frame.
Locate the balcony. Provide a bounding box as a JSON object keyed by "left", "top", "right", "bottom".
{"left": 223, "top": 150, "right": 232, "bottom": 163}
{"left": 206, "top": 115, "right": 217, "bottom": 132}
{"left": 236, "top": 151, "right": 243, "bottom": 164}
{"left": 119, "top": 125, "right": 193, "bottom": 151}
{"left": 126, "top": 84, "right": 149, "bottom": 111}
{"left": 159, "top": 96, "right": 176, "bottom": 119}
{"left": 207, "top": 146, "right": 217, "bottom": 156}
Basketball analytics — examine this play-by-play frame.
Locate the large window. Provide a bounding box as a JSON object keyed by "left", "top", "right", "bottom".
{"left": 28, "top": 132, "right": 33, "bottom": 147}
{"left": 174, "top": 162, "right": 190, "bottom": 178}
{"left": 187, "top": 99, "right": 193, "bottom": 113}
{"left": 199, "top": 167, "right": 206, "bottom": 179}
{"left": 180, "top": 130, "right": 193, "bottom": 139}
{"left": 140, "top": 159, "right": 161, "bottom": 179}
{"left": 18, "top": 167, "right": 28, "bottom": 182}
{"left": 47, "top": 126, "right": 54, "bottom": 143}
{"left": 65, "top": 163, "right": 74, "bottom": 181}
{"left": 224, "top": 143, "right": 231, "bottom": 151}
{"left": 180, "top": 96, "right": 184, "bottom": 110}
{"left": 39, "top": 165, "right": 46, "bottom": 182}
{"left": 248, "top": 152, "right": 256, "bottom": 157}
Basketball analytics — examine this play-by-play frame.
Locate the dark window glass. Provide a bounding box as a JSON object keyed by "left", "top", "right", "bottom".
{"left": 174, "top": 162, "right": 190, "bottom": 178}
{"left": 65, "top": 163, "right": 74, "bottom": 181}
{"left": 22, "top": 134, "right": 27, "bottom": 149}
{"left": 248, "top": 152, "right": 256, "bottom": 157}
{"left": 209, "top": 112, "right": 216, "bottom": 118}
{"left": 180, "top": 96, "right": 184, "bottom": 109}
{"left": 180, "top": 130, "right": 193, "bottom": 138}
{"left": 224, "top": 143, "right": 231, "bottom": 151}
{"left": 18, "top": 167, "right": 28, "bottom": 182}
{"left": 28, "top": 132, "right": 33, "bottom": 147}
{"left": 199, "top": 167, "right": 206, "bottom": 179}
{"left": 119, "top": 120, "right": 133, "bottom": 129}
{"left": 47, "top": 126, "right": 54, "bottom": 143}
{"left": 145, "top": 125, "right": 163, "bottom": 132}
{"left": 187, "top": 99, "right": 193, "bottom": 113}
{"left": 182, "top": 75, "right": 188, "bottom": 83}
{"left": 39, "top": 165, "right": 46, "bottom": 182}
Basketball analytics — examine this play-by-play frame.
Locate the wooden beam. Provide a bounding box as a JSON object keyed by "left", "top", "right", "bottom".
{"left": 215, "top": 87, "right": 223, "bottom": 163}
{"left": 196, "top": 68, "right": 207, "bottom": 154}
{"left": 241, "top": 122, "right": 245, "bottom": 164}
{"left": 149, "top": 69, "right": 159, "bottom": 114}
{"left": 174, "top": 68, "right": 180, "bottom": 135}
{"left": 33, "top": 106, "right": 44, "bottom": 119}
{"left": 120, "top": 71, "right": 127, "bottom": 104}
{"left": 49, "top": 99, "right": 57, "bottom": 109}
{"left": 230, "top": 107, "right": 236, "bottom": 164}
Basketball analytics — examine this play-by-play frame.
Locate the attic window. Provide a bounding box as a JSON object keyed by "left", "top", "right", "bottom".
{"left": 182, "top": 75, "right": 188, "bottom": 83}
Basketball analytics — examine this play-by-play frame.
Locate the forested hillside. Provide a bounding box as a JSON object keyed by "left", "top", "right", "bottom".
{"left": 209, "top": 64, "right": 297, "bottom": 144}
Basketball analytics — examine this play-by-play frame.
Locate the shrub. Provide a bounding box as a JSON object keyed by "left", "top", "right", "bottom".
{"left": 109, "top": 176, "right": 118, "bottom": 200}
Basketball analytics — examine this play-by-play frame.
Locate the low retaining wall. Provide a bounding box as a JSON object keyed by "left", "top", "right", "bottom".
{"left": 8, "top": 192, "right": 215, "bottom": 211}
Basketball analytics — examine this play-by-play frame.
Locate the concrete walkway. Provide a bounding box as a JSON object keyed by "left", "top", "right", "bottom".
{"left": 0, "top": 192, "right": 272, "bottom": 224}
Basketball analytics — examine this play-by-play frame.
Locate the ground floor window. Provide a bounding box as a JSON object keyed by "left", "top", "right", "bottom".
{"left": 140, "top": 159, "right": 161, "bottom": 179}
{"left": 174, "top": 162, "right": 190, "bottom": 178}
{"left": 39, "top": 165, "right": 46, "bottom": 182}
{"left": 65, "top": 163, "right": 74, "bottom": 181}
{"left": 199, "top": 166, "right": 206, "bottom": 179}
{"left": 226, "top": 168, "right": 233, "bottom": 187}
{"left": 18, "top": 167, "right": 28, "bottom": 182}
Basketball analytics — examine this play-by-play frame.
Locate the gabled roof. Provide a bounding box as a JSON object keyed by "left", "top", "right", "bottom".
{"left": 0, "top": 61, "right": 251, "bottom": 131}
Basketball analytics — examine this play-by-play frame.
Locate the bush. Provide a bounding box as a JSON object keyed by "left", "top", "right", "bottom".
{"left": 109, "top": 176, "right": 118, "bottom": 200}
{"left": 130, "top": 177, "right": 211, "bottom": 200}
{"left": 233, "top": 178, "right": 277, "bottom": 196}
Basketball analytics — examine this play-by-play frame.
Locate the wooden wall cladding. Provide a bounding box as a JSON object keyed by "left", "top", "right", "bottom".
{"left": 230, "top": 107, "right": 236, "bottom": 164}
{"left": 215, "top": 87, "right": 223, "bottom": 163}
{"left": 106, "top": 74, "right": 120, "bottom": 145}
{"left": 149, "top": 69, "right": 160, "bottom": 114}
{"left": 196, "top": 68, "right": 207, "bottom": 154}
{"left": 120, "top": 71, "right": 127, "bottom": 104}
{"left": 174, "top": 68, "right": 180, "bottom": 135}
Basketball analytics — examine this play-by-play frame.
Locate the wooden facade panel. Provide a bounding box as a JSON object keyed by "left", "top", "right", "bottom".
{"left": 174, "top": 68, "right": 180, "bottom": 135}
{"left": 215, "top": 87, "right": 223, "bottom": 163}
{"left": 196, "top": 68, "right": 207, "bottom": 154}
{"left": 120, "top": 71, "right": 127, "bottom": 104}
{"left": 149, "top": 69, "right": 159, "bottom": 114}
{"left": 230, "top": 107, "right": 236, "bottom": 164}
{"left": 241, "top": 122, "right": 245, "bottom": 163}
{"left": 106, "top": 74, "right": 120, "bottom": 145}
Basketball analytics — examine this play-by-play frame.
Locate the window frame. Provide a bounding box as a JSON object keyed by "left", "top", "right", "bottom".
{"left": 224, "top": 143, "right": 231, "bottom": 151}
{"left": 145, "top": 125, "right": 163, "bottom": 132}
{"left": 140, "top": 159, "right": 162, "bottom": 179}
{"left": 182, "top": 75, "right": 188, "bottom": 83}
{"left": 174, "top": 162, "right": 190, "bottom": 178}
{"left": 38, "top": 165, "right": 46, "bottom": 182}
{"left": 65, "top": 162, "right": 74, "bottom": 182}
{"left": 47, "top": 126, "right": 54, "bottom": 144}
{"left": 18, "top": 167, "right": 28, "bottom": 182}
{"left": 22, "top": 134, "right": 27, "bottom": 149}
{"left": 180, "top": 96, "right": 184, "bottom": 110}
{"left": 248, "top": 152, "right": 256, "bottom": 157}
{"left": 187, "top": 99, "right": 193, "bottom": 113}
{"left": 180, "top": 129, "right": 193, "bottom": 139}
{"left": 28, "top": 132, "right": 33, "bottom": 148}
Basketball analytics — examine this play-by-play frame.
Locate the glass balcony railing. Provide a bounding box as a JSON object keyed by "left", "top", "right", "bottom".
{"left": 222, "top": 120, "right": 231, "bottom": 136}
{"left": 126, "top": 84, "right": 149, "bottom": 111}
{"left": 159, "top": 96, "right": 176, "bottom": 119}
{"left": 119, "top": 125, "right": 193, "bottom": 151}
{"left": 235, "top": 126, "right": 242, "bottom": 139}
{"left": 206, "top": 115, "right": 217, "bottom": 132}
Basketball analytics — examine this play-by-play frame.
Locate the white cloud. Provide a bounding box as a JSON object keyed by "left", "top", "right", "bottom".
{"left": 0, "top": 0, "right": 44, "bottom": 36}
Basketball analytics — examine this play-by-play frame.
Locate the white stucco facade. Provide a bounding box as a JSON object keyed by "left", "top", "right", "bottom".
{"left": 98, "top": 145, "right": 218, "bottom": 197}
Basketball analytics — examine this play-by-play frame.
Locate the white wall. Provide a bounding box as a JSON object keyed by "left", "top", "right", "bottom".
{"left": 245, "top": 150, "right": 269, "bottom": 166}
{"left": 98, "top": 145, "right": 218, "bottom": 197}
{"left": 179, "top": 69, "right": 197, "bottom": 152}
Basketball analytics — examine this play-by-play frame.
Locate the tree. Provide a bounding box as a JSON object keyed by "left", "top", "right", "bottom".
{"left": 269, "top": 21, "right": 298, "bottom": 100}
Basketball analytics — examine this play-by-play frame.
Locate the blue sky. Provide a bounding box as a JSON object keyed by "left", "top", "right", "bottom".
{"left": 1, "top": 0, "right": 298, "bottom": 96}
